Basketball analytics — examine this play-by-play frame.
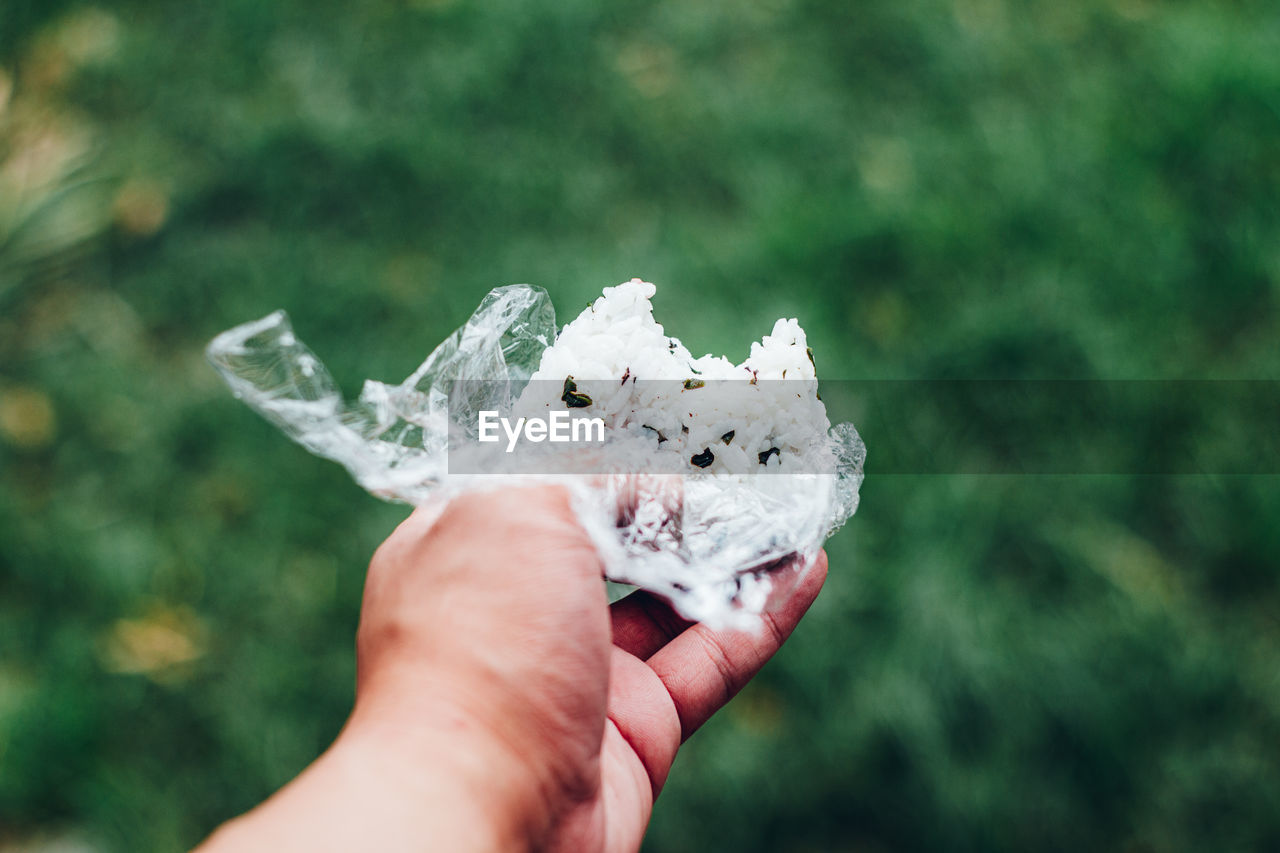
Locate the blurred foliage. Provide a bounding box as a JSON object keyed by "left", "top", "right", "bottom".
{"left": 1, "top": 0, "right": 1278, "bottom": 850}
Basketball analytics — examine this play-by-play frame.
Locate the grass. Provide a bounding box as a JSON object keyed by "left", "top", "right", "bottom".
{"left": 2, "top": 0, "right": 1279, "bottom": 849}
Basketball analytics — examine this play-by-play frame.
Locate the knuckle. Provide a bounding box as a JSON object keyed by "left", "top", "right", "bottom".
{"left": 696, "top": 627, "right": 740, "bottom": 704}
{"left": 762, "top": 611, "right": 788, "bottom": 649}
{"left": 437, "top": 485, "right": 579, "bottom": 544}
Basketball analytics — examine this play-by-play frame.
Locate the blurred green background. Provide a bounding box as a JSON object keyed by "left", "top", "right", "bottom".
{"left": 2, "top": 0, "right": 1279, "bottom": 850}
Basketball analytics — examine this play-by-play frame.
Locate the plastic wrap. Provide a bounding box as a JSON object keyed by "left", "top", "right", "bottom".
{"left": 207, "top": 285, "right": 865, "bottom": 629}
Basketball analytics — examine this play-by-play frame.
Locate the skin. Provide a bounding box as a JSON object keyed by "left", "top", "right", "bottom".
{"left": 197, "top": 485, "right": 828, "bottom": 852}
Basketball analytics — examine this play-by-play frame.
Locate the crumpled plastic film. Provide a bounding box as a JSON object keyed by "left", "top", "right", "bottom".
{"left": 207, "top": 284, "right": 865, "bottom": 629}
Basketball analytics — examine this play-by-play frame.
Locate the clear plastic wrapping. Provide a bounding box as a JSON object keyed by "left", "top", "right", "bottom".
{"left": 207, "top": 285, "right": 865, "bottom": 629}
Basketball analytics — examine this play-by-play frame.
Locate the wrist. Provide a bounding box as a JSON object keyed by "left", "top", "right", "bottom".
{"left": 341, "top": 672, "right": 554, "bottom": 851}
{"left": 198, "top": 686, "right": 548, "bottom": 853}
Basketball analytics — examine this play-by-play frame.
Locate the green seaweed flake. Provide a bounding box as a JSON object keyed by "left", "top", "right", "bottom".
{"left": 561, "top": 376, "right": 593, "bottom": 408}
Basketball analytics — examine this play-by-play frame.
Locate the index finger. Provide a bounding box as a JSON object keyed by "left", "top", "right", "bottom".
{"left": 611, "top": 589, "right": 696, "bottom": 659}
{"left": 644, "top": 550, "right": 828, "bottom": 740}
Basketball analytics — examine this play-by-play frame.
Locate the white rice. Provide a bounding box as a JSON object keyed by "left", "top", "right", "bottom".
{"left": 516, "top": 278, "right": 833, "bottom": 476}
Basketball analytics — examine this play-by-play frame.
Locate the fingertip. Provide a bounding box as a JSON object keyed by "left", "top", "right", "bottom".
{"left": 761, "top": 549, "right": 828, "bottom": 628}
{"left": 805, "top": 549, "right": 829, "bottom": 595}
{"left": 796, "top": 548, "right": 829, "bottom": 596}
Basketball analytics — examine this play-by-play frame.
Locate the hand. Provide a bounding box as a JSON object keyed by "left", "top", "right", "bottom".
{"left": 197, "top": 485, "right": 827, "bottom": 852}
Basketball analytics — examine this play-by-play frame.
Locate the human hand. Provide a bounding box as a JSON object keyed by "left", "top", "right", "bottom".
{"left": 197, "top": 485, "right": 827, "bottom": 853}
